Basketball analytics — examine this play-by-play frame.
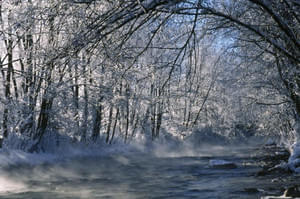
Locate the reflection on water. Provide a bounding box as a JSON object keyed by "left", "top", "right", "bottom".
{"left": 0, "top": 147, "right": 297, "bottom": 199}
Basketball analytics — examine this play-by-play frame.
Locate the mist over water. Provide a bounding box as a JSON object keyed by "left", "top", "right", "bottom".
{"left": 0, "top": 176, "right": 27, "bottom": 195}
{"left": 0, "top": 142, "right": 296, "bottom": 199}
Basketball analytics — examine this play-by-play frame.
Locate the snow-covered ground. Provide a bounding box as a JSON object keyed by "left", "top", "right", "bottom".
{"left": 0, "top": 149, "right": 57, "bottom": 168}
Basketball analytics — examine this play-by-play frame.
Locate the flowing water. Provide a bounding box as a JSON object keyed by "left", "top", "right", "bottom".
{"left": 0, "top": 146, "right": 298, "bottom": 199}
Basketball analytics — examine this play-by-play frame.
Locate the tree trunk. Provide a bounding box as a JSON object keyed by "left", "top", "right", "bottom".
{"left": 69, "top": 60, "right": 80, "bottom": 139}
{"left": 35, "top": 97, "right": 53, "bottom": 140}
{"left": 110, "top": 108, "right": 120, "bottom": 144}
{"left": 106, "top": 106, "right": 113, "bottom": 143}
{"left": 150, "top": 84, "right": 156, "bottom": 140}
{"left": 124, "top": 85, "right": 130, "bottom": 143}
{"left": 29, "top": 9, "right": 56, "bottom": 152}
{"left": 2, "top": 13, "right": 13, "bottom": 140}
{"left": 29, "top": 95, "right": 53, "bottom": 153}
{"left": 82, "top": 77, "right": 88, "bottom": 142}
{"left": 92, "top": 97, "right": 103, "bottom": 141}
{"left": 81, "top": 51, "right": 91, "bottom": 142}
{"left": 19, "top": 16, "right": 35, "bottom": 136}
{"left": 131, "top": 115, "right": 139, "bottom": 140}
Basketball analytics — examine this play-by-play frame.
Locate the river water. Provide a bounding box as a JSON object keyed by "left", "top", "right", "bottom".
{"left": 0, "top": 146, "right": 298, "bottom": 199}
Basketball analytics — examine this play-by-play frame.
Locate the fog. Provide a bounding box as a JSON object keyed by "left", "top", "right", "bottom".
{"left": 0, "top": 176, "right": 27, "bottom": 195}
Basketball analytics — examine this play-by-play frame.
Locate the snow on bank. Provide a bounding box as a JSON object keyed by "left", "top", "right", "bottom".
{"left": 0, "top": 146, "right": 133, "bottom": 169}
{"left": 0, "top": 126, "right": 270, "bottom": 168}
{"left": 288, "top": 142, "right": 300, "bottom": 173}
{"left": 0, "top": 130, "right": 259, "bottom": 167}
{"left": 0, "top": 132, "right": 149, "bottom": 168}
{"left": 0, "top": 133, "right": 156, "bottom": 169}
{"left": 0, "top": 149, "right": 57, "bottom": 168}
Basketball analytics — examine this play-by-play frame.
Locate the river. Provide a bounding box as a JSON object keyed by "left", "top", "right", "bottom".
{"left": 0, "top": 145, "right": 298, "bottom": 199}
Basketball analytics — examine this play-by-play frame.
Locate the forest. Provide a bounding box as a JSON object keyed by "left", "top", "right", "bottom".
{"left": 0, "top": 0, "right": 299, "bottom": 172}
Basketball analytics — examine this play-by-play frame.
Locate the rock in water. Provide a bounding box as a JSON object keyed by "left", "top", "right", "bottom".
{"left": 209, "top": 159, "right": 237, "bottom": 169}
{"left": 284, "top": 186, "right": 300, "bottom": 197}
{"left": 262, "top": 186, "right": 300, "bottom": 199}
{"left": 244, "top": 188, "right": 261, "bottom": 194}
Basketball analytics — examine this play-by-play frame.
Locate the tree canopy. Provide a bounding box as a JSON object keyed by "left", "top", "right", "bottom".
{"left": 0, "top": 0, "right": 299, "bottom": 151}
